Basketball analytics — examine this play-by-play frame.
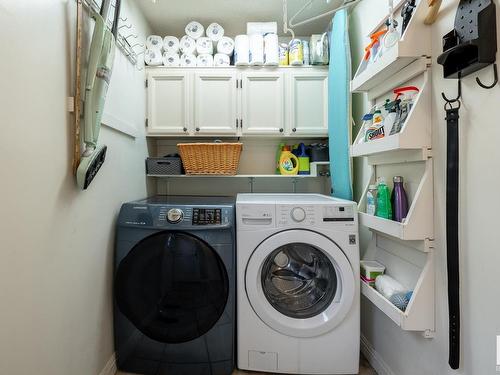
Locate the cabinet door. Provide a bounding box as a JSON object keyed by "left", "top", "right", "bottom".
{"left": 193, "top": 71, "right": 238, "bottom": 135}
{"left": 289, "top": 71, "right": 329, "bottom": 136}
{"left": 241, "top": 72, "right": 284, "bottom": 135}
{"left": 147, "top": 71, "right": 190, "bottom": 135}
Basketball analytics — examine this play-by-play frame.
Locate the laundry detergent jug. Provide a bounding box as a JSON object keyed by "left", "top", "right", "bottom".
{"left": 279, "top": 146, "right": 299, "bottom": 175}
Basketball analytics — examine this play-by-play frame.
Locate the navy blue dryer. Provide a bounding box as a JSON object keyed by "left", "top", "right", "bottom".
{"left": 114, "top": 196, "right": 235, "bottom": 375}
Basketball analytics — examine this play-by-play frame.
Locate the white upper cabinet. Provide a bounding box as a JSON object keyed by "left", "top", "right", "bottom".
{"left": 146, "top": 67, "right": 328, "bottom": 137}
{"left": 289, "top": 71, "right": 329, "bottom": 136}
{"left": 147, "top": 71, "right": 190, "bottom": 135}
{"left": 240, "top": 72, "right": 285, "bottom": 135}
{"left": 193, "top": 71, "right": 238, "bottom": 135}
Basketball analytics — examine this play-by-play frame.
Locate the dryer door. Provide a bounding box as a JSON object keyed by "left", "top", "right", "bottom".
{"left": 115, "top": 231, "right": 229, "bottom": 343}
{"left": 245, "top": 229, "right": 355, "bottom": 338}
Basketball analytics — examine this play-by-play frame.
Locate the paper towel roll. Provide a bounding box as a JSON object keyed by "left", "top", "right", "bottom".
{"left": 146, "top": 35, "right": 163, "bottom": 51}
{"left": 185, "top": 21, "right": 204, "bottom": 40}
{"left": 197, "top": 54, "right": 214, "bottom": 67}
{"left": 180, "top": 53, "right": 197, "bottom": 67}
{"left": 247, "top": 22, "right": 278, "bottom": 36}
{"left": 264, "top": 33, "right": 279, "bottom": 66}
{"left": 249, "top": 34, "right": 264, "bottom": 66}
{"left": 162, "top": 52, "right": 180, "bottom": 67}
{"left": 144, "top": 49, "right": 163, "bottom": 66}
{"left": 206, "top": 22, "right": 224, "bottom": 42}
{"left": 214, "top": 53, "right": 231, "bottom": 67}
{"left": 217, "top": 36, "right": 234, "bottom": 55}
{"left": 234, "top": 35, "right": 249, "bottom": 66}
{"left": 180, "top": 35, "right": 197, "bottom": 55}
{"left": 163, "top": 36, "right": 180, "bottom": 54}
{"left": 196, "top": 37, "right": 213, "bottom": 55}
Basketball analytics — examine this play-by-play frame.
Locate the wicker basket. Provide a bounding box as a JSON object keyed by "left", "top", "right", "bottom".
{"left": 177, "top": 142, "right": 243, "bottom": 175}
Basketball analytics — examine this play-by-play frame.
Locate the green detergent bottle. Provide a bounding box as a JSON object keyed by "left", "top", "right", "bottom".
{"left": 376, "top": 177, "right": 392, "bottom": 219}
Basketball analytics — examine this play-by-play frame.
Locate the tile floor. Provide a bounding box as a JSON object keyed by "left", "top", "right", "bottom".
{"left": 116, "top": 355, "right": 377, "bottom": 375}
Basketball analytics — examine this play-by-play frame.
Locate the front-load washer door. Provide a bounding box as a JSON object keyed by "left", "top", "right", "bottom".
{"left": 245, "top": 229, "right": 355, "bottom": 338}
{"left": 115, "top": 231, "right": 229, "bottom": 343}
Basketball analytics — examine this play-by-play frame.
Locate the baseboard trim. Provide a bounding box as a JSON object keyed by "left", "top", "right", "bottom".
{"left": 360, "top": 335, "right": 396, "bottom": 375}
{"left": 99, "top": 353, "right": 117, "bottom": 375}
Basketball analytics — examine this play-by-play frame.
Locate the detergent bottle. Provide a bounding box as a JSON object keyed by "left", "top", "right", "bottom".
{"left": 297, "top": 143, "right": 310, "bottom": 175}
{"left": 275, "top": 142, "right": 286, "bottom": 174}
{"left": 279, "top": 146, "right": 299, "bottom": 175}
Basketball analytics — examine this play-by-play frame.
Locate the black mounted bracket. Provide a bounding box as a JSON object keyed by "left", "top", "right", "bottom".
{"left": 437, "top": 0, "right": 497, "bottom": 80}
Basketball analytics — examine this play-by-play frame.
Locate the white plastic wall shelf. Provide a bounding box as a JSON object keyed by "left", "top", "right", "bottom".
{"left": 358, "top": 158, "right": 434, "bottom": 241}
{"left": 351, "top": 0, "right": 431, "bottom": 93}
{"left": 361, "top": 250, "right": 434, "bottom": 336}
{"left": 351, "top": 66, "right": 431, "bottom": 158}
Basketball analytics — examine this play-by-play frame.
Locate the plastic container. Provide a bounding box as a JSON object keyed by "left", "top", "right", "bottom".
{"left": 360, "top": 260, "right": 386, "bottom": 287}
{"left": 297, "top": 143, "right": 310, "bottom": 175}
{"left": 365, "top": 110, "right": 385, "bottom": 142}
{"left": 279, "top": 146, "right": 299, "bottom": 175}
{"left": 366, "top": 184, "right": 378, "bottom": 215}
{"left": 376, "top": 177, "right": 392, "bottom": 219}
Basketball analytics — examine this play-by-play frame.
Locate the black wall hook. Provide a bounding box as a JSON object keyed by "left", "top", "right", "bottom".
{"left": 442, "top": 75, "right": 462, "bottom": 104}
{"left": 476, "top": 64, "right": 498, "bottom": 89}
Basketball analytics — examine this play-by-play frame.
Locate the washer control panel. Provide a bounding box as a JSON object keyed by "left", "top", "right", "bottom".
{"left": 192, "top": 208, "right": 222, "bottom": 225}
{"left": 278, "top": 205, "right": 316, "bottom": 226}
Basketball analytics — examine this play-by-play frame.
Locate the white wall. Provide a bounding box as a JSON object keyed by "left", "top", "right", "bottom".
{"left": 0, "top": 1, "right": 150, "bottom": 374}
{"left": 350, "top": 1, "right": 500, "bottom": 374}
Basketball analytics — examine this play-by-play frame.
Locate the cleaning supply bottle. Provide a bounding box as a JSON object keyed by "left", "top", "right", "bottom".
{"left": 391, "top": 176, "right": 409, "bottom": 222}
{"left": 376, "top": 177, "right": 392, "bottom": 219}
{"left": 279, "top": 146, "right": 299, "bottom": 175}
{"left": 275, "top": 142, "right": 285, "bottom": 174}
{"left": 357, "top": 113, "right": 373, "bottom": 144}
{"left": 365, "top": 109, "right": 385, "bottom": 142}
{"left": 366, "top": 184, "right": 378, "bottom": 215}
{"left": 297, "top": 143, "right": 310, "bottom": 175}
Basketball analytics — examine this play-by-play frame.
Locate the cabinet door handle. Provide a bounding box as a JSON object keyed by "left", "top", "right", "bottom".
{"left": 279, "top": 128, "right": 284, "bottom": 133}
{"left": 236, "top": 119, "right": 239, "bottom": 128}
{"left": 292, "top": 128, "right": 297, "bottom": 132}
{"left": 196, "top": 127, "right": 200, "bottom": 132}
{"left": 183, "top": 127, "right": 188, "bottom": 132}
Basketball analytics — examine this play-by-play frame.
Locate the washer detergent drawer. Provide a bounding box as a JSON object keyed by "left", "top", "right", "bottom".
{"left": 248, "top": 351, "right": 278, "bottom": 371}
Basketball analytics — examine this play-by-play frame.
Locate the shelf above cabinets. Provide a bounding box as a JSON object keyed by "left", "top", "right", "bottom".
{"left": 145, "top": 67, "right": 329, "bottom": 138}
{"left": 351, "top": 0, "right": 431, "bottom": 93}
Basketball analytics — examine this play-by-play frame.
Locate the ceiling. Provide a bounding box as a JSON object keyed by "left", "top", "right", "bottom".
{"left": 133, "top": 0, "right": 346, "bottom": 37}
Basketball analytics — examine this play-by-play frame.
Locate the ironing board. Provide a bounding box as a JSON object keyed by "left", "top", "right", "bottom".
{"left": 328, "top": 9, "right": 353, "bottom": 201}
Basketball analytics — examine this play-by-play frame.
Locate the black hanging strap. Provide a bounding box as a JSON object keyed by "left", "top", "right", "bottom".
{"left": 445, "top": 103, "right": 460, "bottom": 370}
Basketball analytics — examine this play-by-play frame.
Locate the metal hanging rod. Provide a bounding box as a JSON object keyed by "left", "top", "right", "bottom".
{"left": 283, "top": 0, "right": 361, "bottom": 29}
{"left": 81, "top": 0, "right": 138, "bottom": 66}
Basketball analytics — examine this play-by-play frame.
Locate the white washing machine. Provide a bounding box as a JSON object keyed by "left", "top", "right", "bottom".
{"left": 236, "top": 194, "right": 360, "bottom": 375}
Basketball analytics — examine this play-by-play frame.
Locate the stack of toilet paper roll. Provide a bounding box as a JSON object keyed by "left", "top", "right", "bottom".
{"left": 145, "top": 21, "right": 234, "bottom": 67}
{"left": 235, "top": 30, "right": 279, "bottom": 66}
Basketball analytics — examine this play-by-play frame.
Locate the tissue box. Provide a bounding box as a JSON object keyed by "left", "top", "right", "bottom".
{"left": 360, "top": 260, "right": 385, "bottom": 287}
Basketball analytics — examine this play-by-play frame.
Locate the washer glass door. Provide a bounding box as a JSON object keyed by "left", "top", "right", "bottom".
{"left": 115, "top": 231, "right": 229, "bottom": 344}
{"left": 261, "top": 243, "right": 337, "bottom": 319}
{"left": 245, "top": 230, "right": 355, "bottom": 338}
